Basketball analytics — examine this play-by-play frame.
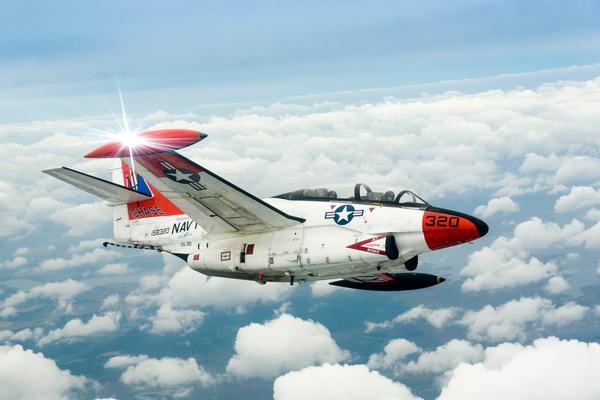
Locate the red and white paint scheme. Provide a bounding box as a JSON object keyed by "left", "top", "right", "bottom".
{"left": 44, "top": 129, "right": 488, "bottom": 291}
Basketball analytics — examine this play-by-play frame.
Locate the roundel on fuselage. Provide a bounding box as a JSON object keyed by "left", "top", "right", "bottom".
{"left": 324, "top": 204, "right": 365, "bottom": 225}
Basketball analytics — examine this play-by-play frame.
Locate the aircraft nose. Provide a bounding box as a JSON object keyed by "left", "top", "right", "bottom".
{"left": 468, "top": 214, "right": 489, "bottom": 237}
{"left": 422, "top": 207, "right": 489, "bottom": 251}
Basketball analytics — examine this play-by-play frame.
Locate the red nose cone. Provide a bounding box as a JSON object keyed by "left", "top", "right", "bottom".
{"left": 84, "top": 129, "right": 207, "bottom": 158}
{"left": 422, "top": 209, "right": 488, "bottom": 250}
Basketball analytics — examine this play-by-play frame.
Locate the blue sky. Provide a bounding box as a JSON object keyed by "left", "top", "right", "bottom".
{"left": 2, "top": 1, "right": 600, "bottom": 116}
{"left": 1, "top": 2, "right": 600, "bottom": 400}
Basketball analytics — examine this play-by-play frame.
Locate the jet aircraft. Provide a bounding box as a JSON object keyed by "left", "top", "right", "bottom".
{"left": 44, "top": 129, "right": 488, "bottom": 291}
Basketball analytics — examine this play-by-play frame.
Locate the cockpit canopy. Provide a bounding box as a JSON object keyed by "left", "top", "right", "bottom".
{"left": 273, "top": 183, "right": 429, "bottom": 208}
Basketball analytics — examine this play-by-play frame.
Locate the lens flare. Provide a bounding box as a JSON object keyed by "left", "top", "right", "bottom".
{"left": 120, "top": 130, "right": 148, "bottom": 148}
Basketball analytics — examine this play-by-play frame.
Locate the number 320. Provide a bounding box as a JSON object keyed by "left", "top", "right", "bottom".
{"left": 424, "top": 215, "right": 460, "bottom": 228}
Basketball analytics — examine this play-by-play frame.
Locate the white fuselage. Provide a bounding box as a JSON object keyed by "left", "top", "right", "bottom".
{"left": 123, "top": 198, "right": 430, "bottom": 282}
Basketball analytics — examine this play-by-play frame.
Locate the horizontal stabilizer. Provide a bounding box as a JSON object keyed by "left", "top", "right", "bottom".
{"left": 43, "top": 167, "right": 152, "bottom": 205}
{"left": 329, "top": 272, "right": 445, "bottom": 291}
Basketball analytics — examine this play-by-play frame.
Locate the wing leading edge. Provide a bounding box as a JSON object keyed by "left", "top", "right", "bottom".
{"left": 121, "top": 151, "right": 304, "bottom": 234}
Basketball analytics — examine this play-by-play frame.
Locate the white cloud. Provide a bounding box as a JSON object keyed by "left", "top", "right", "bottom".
{"left": 0, "top": 255, "right": 27, "bottom": 269}
{"left": 157, "top": 267, "right": 292, "bottom": 310}
{"left": 574, "top": 220, "right": 600, "bottom": 249}
{"left": 39, "top": 248, "right": 119, "bottom": 272}
{"left": 273, "top": 363, "right": 422, "bottom": 400}
{"left": 474, "top": 196, "right": 519, "bottom": 218}
{"left": 403, "top": 339, "right": 484, "bottom": 374}
{"left": 226, "top": 313, "right": 350, "bottom": 378}
{"left": 38, "top": 312, "right": 121, "bottom": 346}
{"left": 458, "top": 297, "right": 588, "bottom": 342}
{"left": 48, "top": 202, "right": 110, "bottom": 236}
{"left": 461, "top": 246, "right": 556, "bottom": 292}
{"left": 100, "top": 294, "right": 120, "bottom": 310}
{"left": 459, "top": 217, "right": 591, "bottom": 292}
{"left": 438, "top": 337, "right": 600, "bottom": 400}
{"left": 0, "top": 344, "right": 87, "bottom": 399}
{"left": 149, "top": 305, "right": 204, "bottom": 334}
{"left": 554, "top": 157, "right": 600, "bottom": 185}
{"left": 11, "top": 328, "right": 41, "bottom": 342}
{"left": 585, "top": 207, "right": 600, "bottom": 220}
{"left": 0, "top": 279, "right": 88, "bottom": 317}
{"left": 544, "top": 275, "right": 570, "bottom": 294}
{"left": 97, "top": 263, "right": 130, "bottom": 275}
{"left": 14, "top": 247, "right": 29, "bottom": 256}
{"left": 366, "top": 305, "right": 459, "bottom": 332}
{"left": 520, "top": 152, "right": 563, "bottom": 173}
{"left": 0, "top": 216, "right": 35, "bottom": 238}
{"left": 105, "top": 354, "right": 213, "bottom": 389}
{"left": 393, "top": 305, "right": 459, "bottom": 329}
{"left": 0, "top": 328, "right": 43, "bottom": 343}
{"left": 554, "top": 186, "right": 600, "bottom": 212}
{"left": 104, "top": 354, "right": 148, "bottom": 369}
{"left": 502, "top": 217, "right": 585, "bottom": 252}
{"left": 310, "top": 280, "right": 342, "bottom": 297}
{"left": 367, "top": 339, "right": 421, "bottom": 370}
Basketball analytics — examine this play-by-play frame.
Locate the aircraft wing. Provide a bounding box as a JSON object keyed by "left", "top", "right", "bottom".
{"left": 42, "top": 167, "right": 152, "bottom": 204}
{"left": 123, "top": 151, "right": 305, "bottom": 234}
{"left": 329, "top": 272, "right": 445, "bottom": 291}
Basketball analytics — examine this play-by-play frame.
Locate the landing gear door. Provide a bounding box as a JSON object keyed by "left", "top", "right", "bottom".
{"left": 268, "top": 226, "right": 303, "bottom": 271}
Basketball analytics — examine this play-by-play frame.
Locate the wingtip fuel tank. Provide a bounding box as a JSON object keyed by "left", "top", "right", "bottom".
{"left": 84, "top": 129, "right": 207, "bottom": 158}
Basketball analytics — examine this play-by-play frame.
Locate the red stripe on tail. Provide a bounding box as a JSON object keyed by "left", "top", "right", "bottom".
{"left": 121, "top": 161, "right": 183, "bottom": 220}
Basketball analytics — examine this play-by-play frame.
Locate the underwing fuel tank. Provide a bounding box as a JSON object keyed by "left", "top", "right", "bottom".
{"left": 329, "top": 272, "right": 445, "bottom": 291}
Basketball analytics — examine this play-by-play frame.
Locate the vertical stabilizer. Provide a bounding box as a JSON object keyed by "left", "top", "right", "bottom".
{"left": 111, "top": 161, "right": 184, "bottom": 243}
{"left": 119, "top": 160, "right": 184, "bottom": 221}
{"left": 111, "top": 164, "right": 132, "bottom": 242}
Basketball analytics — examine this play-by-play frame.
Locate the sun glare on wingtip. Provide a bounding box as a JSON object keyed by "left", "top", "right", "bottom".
{"left": 119, "top": 130, "right": 147, "bottom": 148}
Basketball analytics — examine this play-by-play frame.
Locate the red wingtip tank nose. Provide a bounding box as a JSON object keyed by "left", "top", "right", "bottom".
{"left": 422, "top": 208, "right": 488, "bottom": 251}
{"left": 84, "top": 129, "right": 207, "bottom": 158}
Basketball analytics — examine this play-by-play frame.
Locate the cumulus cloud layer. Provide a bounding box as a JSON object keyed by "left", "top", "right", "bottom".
{"left": 474, "top": 197, "right": 519, "bottom": 218}
{"left": 366, "top": 305, "right": 459, "bottom": 332}
{"left": 105, "top": 354, "right": 214, "bottom": 389}
{"left": 555, "top": 186, "right": 600, "bottom": 213}
{"left": 226, "top": 313, "right": 349, "bottom": 378}
{"left": 404, "top": 340, "right": 483, "bottom": 374}
{"left": 39, "top": 311, "right": 121, "bottom": 346}
{"left": 0, "top": 345, "right": 87, "bottom": 399}
{"left": 438, "top": 337, "right": 600, "bottom": 400}
{"left": 367, "top": 338, "right": 483, "bottom": 378}
{"left": 148, "top": 305, "right": 204, "bottom": 334}
{"left": 0, "top": 279, "right": 88, "bottom": 317}
{"left": 367, "top": 339, "right": 421, "bottom": 370}
{"left": 273, "top": 364, "right": 422, "bottom": 400}
{"left": 2, "top": 74, "right": 600, "bottom": 399}
{"left": 459, "top": 217, "right": 600, "bottom": 292}
{"left": 124, "top": 264, "right": 293, "bottom": 333}
{"left": 458, "top": 297, "right": 588, "bottom": 342}
{"left": 153, "top": 266, "right": 291, "bottom": 310}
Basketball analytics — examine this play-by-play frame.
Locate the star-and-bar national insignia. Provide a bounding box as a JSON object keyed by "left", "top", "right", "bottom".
{"left": 325, "top": 204, "right": 364, "bottom": 225}
{"left": 160, "top": 161, "right": 206, "bottom": 191}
